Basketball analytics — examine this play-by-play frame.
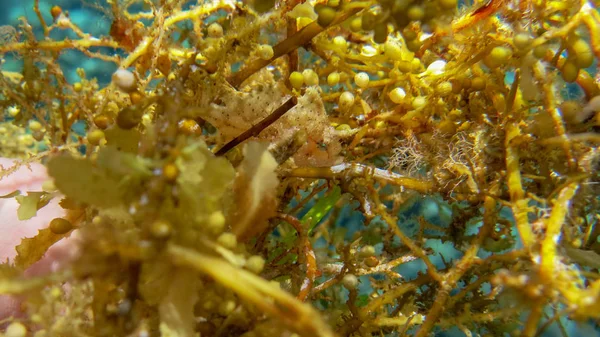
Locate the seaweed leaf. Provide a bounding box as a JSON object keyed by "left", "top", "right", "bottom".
{"left": 103, "top": 126, "right": 141, "bottom": 153}
{"left": 158, "top": 269, "right": 198, "bottom": 337}
{"left": 96, "top": 145, "right": 152, "bottom": 179}
{"left": 47, "top": 154, "right": 123, "bottom": 208}
{"left": 15, "top": 191, "right": 52, "bottom": 220}
{"left": 139, "top": 256, "right": 174, "bottom": 306}
{"left": 14, "top": 227, "right": 68, "bottom": 269}
{"left": 0, "top": 272, "right": 66, "bottom": 295}
{"left": 174, "top": 140, "right": 235, "bottom": 231}
{"left": 230, "top": 142, "right": 279, "bottom": 241}
{"left": 563, "top": 246, "right": 600, "bottom": 269}
{"left": 302, "top": 185, "right": 341, "bottom": 235}
{"left": 0, "top": 262, "right": 20, "bottom": 279}
{"left": 0, "top": 190, "right": 21, "bottom": 198}
{"left": 168, "top": 244, "right": 335, "bottom": 337}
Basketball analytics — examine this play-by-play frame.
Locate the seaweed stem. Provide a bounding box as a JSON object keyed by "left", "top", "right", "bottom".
{"left": 288, "top": 163, "right": 435, "bottom": 193}
{"left": 227, "top": 4, "right": 369, "bottom": 88}
{"left": 214, "top": 97, "right": 297, "bottom": 156}
{"left": 277, "top": 213, "right": 317, "bottom": 302}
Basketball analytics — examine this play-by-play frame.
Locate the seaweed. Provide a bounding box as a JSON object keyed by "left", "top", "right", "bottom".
{"left": 0, "top": 0, "right": 600, "bottom": 336}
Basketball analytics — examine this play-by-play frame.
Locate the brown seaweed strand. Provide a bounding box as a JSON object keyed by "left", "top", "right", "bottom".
{"left": 227, "top": 3, "right": 369, "bottom": 88}
{"left": 277, "top": 213, "right": 317, "bottom": 302}
{"left": 214, "top": 97, "right": 297, "bottom": 156}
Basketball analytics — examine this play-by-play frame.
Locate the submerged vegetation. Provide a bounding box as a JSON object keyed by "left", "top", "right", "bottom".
{"left": 1, "top": 0, "right": 600, "bottom": 336}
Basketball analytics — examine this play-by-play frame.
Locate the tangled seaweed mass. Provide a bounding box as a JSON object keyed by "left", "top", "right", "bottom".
{"left": 1, "top": 0, "right": 600, "bottom": 336}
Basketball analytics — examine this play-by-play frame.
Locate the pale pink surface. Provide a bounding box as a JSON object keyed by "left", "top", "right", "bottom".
{"left": 0, "top": 158, "right": 75, "bottom": 320}
{"left": 0, "top": 158, "right": 63, "bottom": 261}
